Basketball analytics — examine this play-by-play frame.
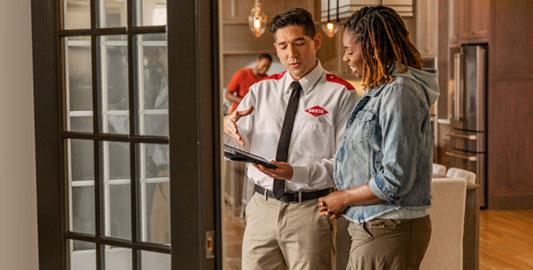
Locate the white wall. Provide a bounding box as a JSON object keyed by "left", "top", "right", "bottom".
{"left": 0, "top": 0, "right": 39, "bottom": 269}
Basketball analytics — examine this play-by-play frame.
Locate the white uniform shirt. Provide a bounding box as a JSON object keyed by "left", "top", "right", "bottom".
{"left": 235, "top": 62, "right": 358, "bottom": 192}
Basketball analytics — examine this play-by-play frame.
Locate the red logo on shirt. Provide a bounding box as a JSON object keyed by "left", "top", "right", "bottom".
{"left": 305, "top": 106, "right": 329, "bottom": 117}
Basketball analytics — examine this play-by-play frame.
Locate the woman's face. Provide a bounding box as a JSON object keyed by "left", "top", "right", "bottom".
{"left": 342, "top": 31, "right": 364, "bottom": 78}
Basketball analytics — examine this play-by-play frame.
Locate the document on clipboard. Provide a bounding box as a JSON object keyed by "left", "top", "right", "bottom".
{"left": 223, "top": 144, "right": 278, "bottom": 169}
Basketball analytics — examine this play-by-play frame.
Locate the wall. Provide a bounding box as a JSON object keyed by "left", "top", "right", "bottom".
{"left": 0, "top": 0, "right": 38, "bottom": 269}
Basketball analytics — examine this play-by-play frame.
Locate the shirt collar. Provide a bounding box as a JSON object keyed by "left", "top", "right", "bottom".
{"left": 283, "top": 61, "right": 325, "bottom": 95}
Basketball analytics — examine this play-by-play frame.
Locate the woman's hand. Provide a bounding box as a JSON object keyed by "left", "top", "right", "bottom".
{"left": 318, "top": 191, "right": 348, "bottom": 220}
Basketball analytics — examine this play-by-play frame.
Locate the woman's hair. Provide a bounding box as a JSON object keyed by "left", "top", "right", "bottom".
{"left": 344, "top": 6, "right": 422, "bottom": 89}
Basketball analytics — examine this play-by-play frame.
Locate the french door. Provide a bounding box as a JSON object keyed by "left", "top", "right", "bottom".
{"left": 31, "top": 0, "right": 220, "bottom": 269}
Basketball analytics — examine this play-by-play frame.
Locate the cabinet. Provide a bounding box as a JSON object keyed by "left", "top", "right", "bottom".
{"left": 449, "top": 0, "right": 490, "bottom": 45}
{"left": 416, "top": 0, "right": 437, "bottom": 57}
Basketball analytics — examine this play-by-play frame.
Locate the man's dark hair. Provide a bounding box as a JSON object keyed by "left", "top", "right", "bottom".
{"left": 269, "top": 8, "right": 316, "bottom": 38}
{"left": 257, "top": 53, "right": 273, "bottom": 62}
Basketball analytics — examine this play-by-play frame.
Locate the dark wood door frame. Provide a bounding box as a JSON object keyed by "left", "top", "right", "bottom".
{"left": 31, "top": 0, "right": 221, "bottom": 269}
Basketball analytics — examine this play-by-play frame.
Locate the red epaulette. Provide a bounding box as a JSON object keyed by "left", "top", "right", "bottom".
{"left": 262, "top": 71, "right": 286, "bottom": 81}
{"left": 325, "top": 73, "right": 355, "bottom": 91}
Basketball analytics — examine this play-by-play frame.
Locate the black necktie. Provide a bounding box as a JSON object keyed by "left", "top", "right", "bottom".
{"left": 273, "top": 81, "right": 302, "bottom": 199}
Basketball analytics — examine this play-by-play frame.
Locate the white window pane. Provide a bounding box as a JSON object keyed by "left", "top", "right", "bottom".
{"left": 64, "top": 0, "right": 90, "bottom": 29}
{"left": 99, "top": 0, "right": 127, "bottom": 28}
{"left": 107, "top": 142, "right": 130, "bottom": 180}
{"left": 100, "top": 35, "right": 129, "bottom": 134}
{"left": 107, "top": 184, "right": 131, "bottom": 239}
{"left": 65, "top": 36, "right": 93, "bottom": 132}
{"left": 139, "top": 144, "right": 170, "bottom": 245}
{"left": 141, "top": 250, "right": 170, "bottom": 270}
{"left": 69, "top": 240, "right": 96, "bottom": 270}
{"left": 70, "top": 140, "right": 94, "bottom": 181}
{"left": 136, "top": 0, "right": 167, "bottom": 26}
{"left": 71, "top": 186, "right": 95, "bottom": 234}
{"left": 104, "top": 246, "right": 132, "bottom": 270}
{"left": 136, "top": 34, "right": 168, "bottom": 136}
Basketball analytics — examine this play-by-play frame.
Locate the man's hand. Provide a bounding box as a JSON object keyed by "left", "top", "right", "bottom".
{"left": 318, "top": 191, "right": 348, "bottom": 220}
{"left": 223, "top": 106, "right": 254, "bottom": 146}
{"left": 253, "top": 161, "right": 294, "bottom": 180}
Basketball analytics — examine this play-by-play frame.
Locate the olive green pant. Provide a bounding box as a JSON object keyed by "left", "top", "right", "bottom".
{"left": 346, "top": 216, "right": 431, "bottom": 270}
{"left": 242, "top": 193, "right": 334, "bottom": 270}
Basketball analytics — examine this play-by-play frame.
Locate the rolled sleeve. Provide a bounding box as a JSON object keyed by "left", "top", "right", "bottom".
{"left": 369, "top": 174, "right": 399, "bottom": 203}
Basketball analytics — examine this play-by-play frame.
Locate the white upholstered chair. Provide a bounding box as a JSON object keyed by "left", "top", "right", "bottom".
{"left": 420, "top": 177, "right": 467, "bottom": 270}
{"left": 447, "top": 167, "right": 477, "bottom": 185}
{"left": 432, "top": 163, "right": 447, "bottom": 177}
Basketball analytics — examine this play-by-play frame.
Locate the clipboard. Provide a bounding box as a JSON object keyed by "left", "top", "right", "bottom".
{"left": 223, "top": 144, "right": 278, "bottom": 169}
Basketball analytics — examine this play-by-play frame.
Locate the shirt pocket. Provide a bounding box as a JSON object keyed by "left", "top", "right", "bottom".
{"left": 350, "top": 109, "right": 378, "bottom": 147}
{"left": 294, "top": 120, "right": 333, "bottom": 158}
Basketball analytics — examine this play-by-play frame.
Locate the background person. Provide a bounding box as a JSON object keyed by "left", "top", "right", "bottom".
{"left": 225, "top": 53, "right": 273, "bottom": 114}
{"left": 318, "top": 6, "right": 439, "bottom": 270}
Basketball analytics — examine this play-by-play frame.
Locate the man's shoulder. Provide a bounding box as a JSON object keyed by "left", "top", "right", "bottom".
{"left": 322, "top": 73, "right": 355, "bottom": 91}
{"left": 261, "top": 71, "right": 286, "bottom": 82}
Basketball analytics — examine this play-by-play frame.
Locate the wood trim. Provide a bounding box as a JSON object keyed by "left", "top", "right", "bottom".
{"left": 168, "top": 0, "right": 219, "bottom": 268}
{"left": 490, "top": 194, "right": 533, "bottom": 210}
{"left": 31, "top": 0, "right": 65, "bottom": 268}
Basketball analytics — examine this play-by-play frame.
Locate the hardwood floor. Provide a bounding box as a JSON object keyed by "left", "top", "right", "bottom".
{"left": 479, "top": 210, "right": 533, "bottom": 270}
{"left": 222, "top": 206, "right": 533, "bottom": 270}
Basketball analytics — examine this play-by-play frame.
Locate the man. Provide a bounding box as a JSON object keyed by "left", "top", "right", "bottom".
{"left": 225, "top": 53, "right": 273, "bottom": 113}
{"left": 223, "top": 8, "right": 357, "bottom": 270}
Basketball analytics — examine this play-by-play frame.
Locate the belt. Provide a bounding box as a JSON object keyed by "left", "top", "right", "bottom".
{"left": 254, "top": 184, "right": 332, "bottom": 203}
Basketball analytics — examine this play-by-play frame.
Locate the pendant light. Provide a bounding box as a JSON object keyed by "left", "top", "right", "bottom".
{"left": 322, "top": 0, "right": 339, "bottom": 38}
{"left": 248, "top": 0, "right": 268, "bottom": 38}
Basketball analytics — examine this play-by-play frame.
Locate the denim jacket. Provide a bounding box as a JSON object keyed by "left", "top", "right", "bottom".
{"left": 333, "top": 65, "right": 439, "bottom": 224}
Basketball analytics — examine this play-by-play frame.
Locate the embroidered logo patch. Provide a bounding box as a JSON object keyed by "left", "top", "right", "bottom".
{"left": 305, "top": 105, "right": 329, "bottom": 117}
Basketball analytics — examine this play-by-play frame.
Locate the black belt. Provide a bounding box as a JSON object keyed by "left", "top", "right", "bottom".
{"left": 254, "top": 185, "right": 332, "bottom": 202}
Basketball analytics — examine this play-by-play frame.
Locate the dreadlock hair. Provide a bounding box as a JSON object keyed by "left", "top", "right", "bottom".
{"left": 344, "top": 6, "right": 422, "bottom": 89}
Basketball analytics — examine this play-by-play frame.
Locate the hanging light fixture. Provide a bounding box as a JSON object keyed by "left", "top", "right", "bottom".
{"left": 322, "top": 0, "right": 340, "bottom": 38}
{"left": 248, "top": 0, "right": 268, "bottom": 38}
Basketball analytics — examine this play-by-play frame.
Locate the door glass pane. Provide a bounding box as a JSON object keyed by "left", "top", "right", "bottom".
{"left": 70, "top": 140, "right": 95, "bottom": 181}
{"left": 104, "top": 245, "right": 132, "bottom": 270}
{"left": 103, "top": 142, "right": 131, "bottom": 239}
{"left": 139, "top": 143, "right": 170, "bottom": 245}
{"left": 140, "top": 250, "right": 170, "bottom": 270}
{"left": 65, "top": 36, "right": 93, "bottom": 133}
{"left": 100, "top": 35, "right": 129, "bottom": 134}
{"left": 99, "top": 0, "right": 127, "bottom": 28}
{"left": 136, "top": 34, "right": 168, "bottom": 136}
{"left": 68, "top": 139, "right": 95, "bottom": 234}
{"left": 69, "top": 240, "right": 96, "bottom": 270}
{"left": 64, "top": 0, "right": 90, "bottom": 29}
{"left": 136, "top": 0, "right": 167, "bottom": 26}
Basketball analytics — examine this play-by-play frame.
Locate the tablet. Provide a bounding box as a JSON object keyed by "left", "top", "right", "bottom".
{"left": 223, "top": 144, "right": 278, "bottom": 169}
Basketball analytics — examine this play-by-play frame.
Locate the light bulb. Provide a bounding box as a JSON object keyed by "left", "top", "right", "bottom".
{"left": 248, "top": 1, "right": 268, "bottom": 37}
{"left": 253, "top": 18, "right": 261, "bottom": 30}
{"left": 322, "top": 22, "right": 339, "bottom": 38}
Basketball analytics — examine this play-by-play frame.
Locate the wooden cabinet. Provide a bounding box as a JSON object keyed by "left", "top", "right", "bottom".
{"left": 415, "top": 0, "right": 437, "bottom": 57}
{"left": 449, "top": 0, "right": 490, "bottom": 45}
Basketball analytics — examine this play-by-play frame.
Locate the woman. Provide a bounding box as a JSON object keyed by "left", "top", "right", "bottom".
{"left": 318, "top": 6, "right": 439, "bottom": 270}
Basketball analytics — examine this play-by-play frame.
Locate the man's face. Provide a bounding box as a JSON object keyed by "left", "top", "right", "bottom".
{"left": 255, "top": 58, "right": 272, "bottom": 76}
{"left": 273, "top": 25, "right": 321, "bottom": 80}
{"left": 342, "top": 31, "right": 364, "bottom": 78}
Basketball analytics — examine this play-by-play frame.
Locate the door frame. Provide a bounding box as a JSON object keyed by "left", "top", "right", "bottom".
{"left": 31, "top": 0, "right": 220, "bottom": 269}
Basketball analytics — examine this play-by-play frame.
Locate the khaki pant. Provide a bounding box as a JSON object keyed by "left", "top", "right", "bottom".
{"left": 242, "top": 193, "right": 333, "bottom": 270}
{"left": 346, "top": 216, "right": 431, "bottom": 270}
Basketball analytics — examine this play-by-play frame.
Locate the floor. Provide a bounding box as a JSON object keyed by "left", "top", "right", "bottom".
{"left": 479, "top": 210, "right": 533, "bottom": 270}
{"left": 222, "top": 207, "right": 533, "bottom": 270}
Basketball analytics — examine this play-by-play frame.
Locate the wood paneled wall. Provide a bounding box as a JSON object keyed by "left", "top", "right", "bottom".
{"left": 488, "top": 0, "right": 533, "bottom": 209}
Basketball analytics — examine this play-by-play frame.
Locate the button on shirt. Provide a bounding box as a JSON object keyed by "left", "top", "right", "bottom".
{"left": 235, "top": 62, "right": 358, "bottom": 192}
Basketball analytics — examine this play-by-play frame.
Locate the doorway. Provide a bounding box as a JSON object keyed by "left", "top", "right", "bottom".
{"left": 32, "top": 0, "right": 219, "bottom": 269}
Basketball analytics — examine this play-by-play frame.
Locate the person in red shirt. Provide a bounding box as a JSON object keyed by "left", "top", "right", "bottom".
{"left": 225, "top": 53, "right": 273, "bottom": 113}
